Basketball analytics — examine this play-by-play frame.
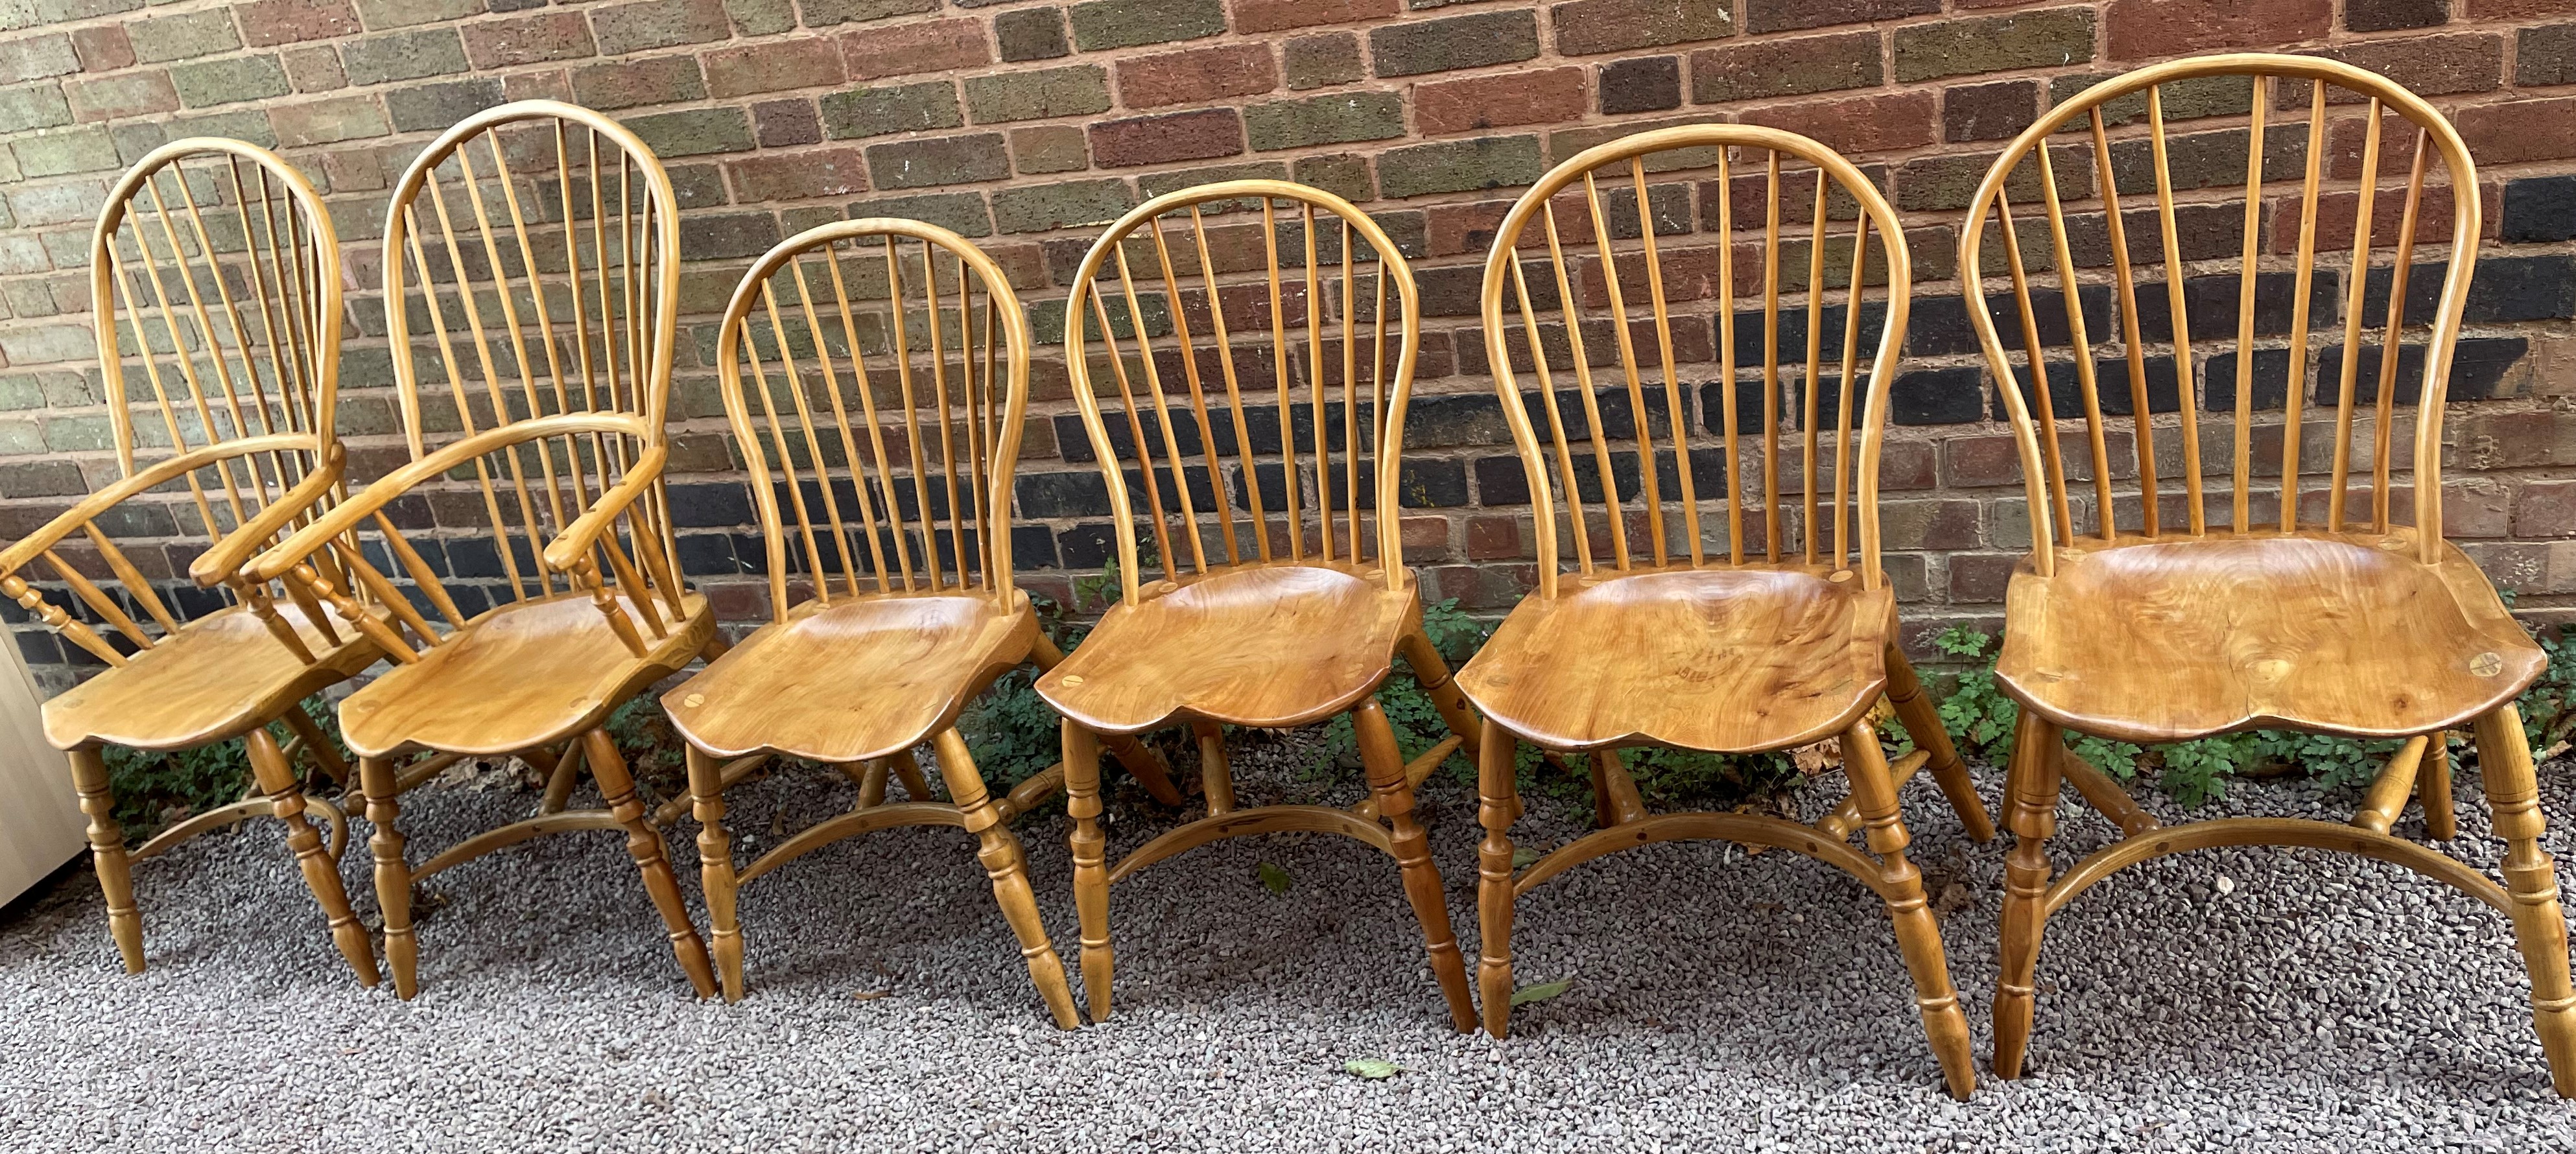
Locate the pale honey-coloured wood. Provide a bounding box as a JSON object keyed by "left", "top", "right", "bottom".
{"left": 1454, "top": 125, "right": 1987, "bottom": 1096}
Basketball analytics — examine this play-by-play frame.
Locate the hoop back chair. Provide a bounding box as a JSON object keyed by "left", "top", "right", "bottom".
{"left": 1957, "top": 54, "right": 2565, "bottom": 1092}
{"left": 20, "top": 139, "right": 379, "bottom": 983}
{"left": 1030, "top": 181, "right": 1487, "bottom": 1029}
{"left": 659, "top": 218, "right": 1162, "bottom": 1018}
{"left": 1451, "top": 125, "right": 1992, "bottom": 1097}
{"left": 245, "top": 102, "right": 716, "bottom": 1000}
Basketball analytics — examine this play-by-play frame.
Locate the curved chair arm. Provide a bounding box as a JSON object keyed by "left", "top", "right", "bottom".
{"left": 0, "top": 433, "right": 322, "bottom": 578}
{"left": 540, "top": 444, "right": 669, "bottom": 576}
{"left": 185, "top": 446, "right": 349, "bottom": 588}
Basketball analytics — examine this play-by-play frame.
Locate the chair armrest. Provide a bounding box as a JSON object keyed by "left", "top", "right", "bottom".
{"left": 0, "top": 433, "right": 316, "bottom": 577}
{"left": 186, "top": 446, "right": 348, "bottom": 588}
{"left": 540, "top": 443, "right": 668, "bottom": 576}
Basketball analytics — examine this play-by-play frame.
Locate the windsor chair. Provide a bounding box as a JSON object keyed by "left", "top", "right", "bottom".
{"left": 1959, "top": 54, "right": 2566, "bottom": 1093}
{"left": 244, "top": 102, "right": 716, "bottom": 1000}
{"left": 23, "top": 139, "right": 379, "bottom": 983}
{"left": 660, "top": 218, "right": 1174, "bottom": 1017}
{"left": 1034, "top": 181, "right": 1487, "bottom": 1029}
{"left": 1452, "top": 124, "right": 1993, "bottom": 1098}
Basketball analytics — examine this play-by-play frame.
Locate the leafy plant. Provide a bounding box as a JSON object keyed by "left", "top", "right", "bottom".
{"left": 101, "top": 696, "right": 349, "bottom": 847}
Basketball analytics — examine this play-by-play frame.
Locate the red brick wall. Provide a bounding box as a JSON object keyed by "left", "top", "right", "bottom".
{"left": 0, "top": 0, "right": 2571, "bottom": 690}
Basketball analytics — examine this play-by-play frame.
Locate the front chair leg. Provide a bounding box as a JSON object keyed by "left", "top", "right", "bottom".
{"left": 933, "top": 728, "right": 1081, "bottom": 1029}
{"left": 1993, "top": 711, "right": 2066, "bottom": 1080}
{"left": 2473, "top": 705, "right": 2576, "bottom": 1097}
{"left": 685, "top": 746, "right": 743, "bottom": 1002}
{"left": 1398, "top": 625, "right": 1483, "bottom": 765}
{"left": 584, "top": 729, "right": 717, "bottom": 998}
{"left": 1063, "top": 720, "right": 1113, "bottom": 1022}
{"left": 359, "top": 755, "right": 418, "bottom": 999}
{"left": 1843, "top": 720, "right": 1974, "bottom": 1100}
{"left": 67, "top": 746, "right": 143, "bottom": 974}
{"left": 1475, "top": 716, "right": 1518, "bottom": 1037}
{"left": 1885, "top": 642, "right": 1995, "bottom": 842}
{"left": 245, "top": 727, "right": 377, "bottom": 987}
{"left": 1354, "top": 698, "right": 1477, "bottom": 1032}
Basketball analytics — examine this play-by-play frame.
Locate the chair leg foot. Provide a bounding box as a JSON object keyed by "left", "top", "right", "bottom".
{"left": 686, "top": 746, "right": 744, "bottom": 1003}
{"left": 1843, "top": 721, "right": 1974, "bottom": 1099}
{"left": 247, "top": 729, "right": 378, "bottom": 988}
{"left": 1356, "top": 699, "right": 1477, "bottom": 1033}
{"left": 67, "top": 747, "right": 143, "bottom": 974}
{"left": 1476, "top": 717, "right": 1517, "bottom": 1038}
{"left": 1993, "top": 711, "right": 2064, "bottom": 1081}
{"left": 2474, "top": 706, "right": 2576, "bottom": 1097}
{"left": 1064, "top": 720, "right": 1113, "bottom": 1023}
{"left": 359, "top": 756, "right": 418, "bottom": 1000}
{"left": 937, "top": 729, "right": 1081, "bottom": 1030}
{"left": 587, "top": 730, "right": 717, "bottom": 998}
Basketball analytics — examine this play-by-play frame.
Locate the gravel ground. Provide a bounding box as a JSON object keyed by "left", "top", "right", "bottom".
{"left": 3, "top": 734, "right": 2575, "bottom": 1153}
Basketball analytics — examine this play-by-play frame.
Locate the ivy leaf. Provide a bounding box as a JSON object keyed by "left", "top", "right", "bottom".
{"left": 1342, "top": 1058, "right": 1399, "bottom": 1079}
{"left": 1257, "top": 861, "right": 1292, "bottom": 895}
{"left": 1510, "top": 846, "right": 1540, "bottom": 869}
{"left": 1510, "top": 978, "right": 1573, "bottom": 1006}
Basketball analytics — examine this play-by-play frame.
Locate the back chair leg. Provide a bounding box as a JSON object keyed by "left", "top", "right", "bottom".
{"left": 2423, "top": 730, "right": 2458, "bottom": 841}
{"left": 934, "top": 728, "right": 1081, "bottom": 1029}
{"left": 888, "top": 748, "right": 934, "bottom": 803}
{"left": 1992, "top": 711, "right": 2066, "bottom": 1079}
{"left": 1843, "top": 720, "right": 1976, "bottom": 1099}
{"left": 1475, "top": 716, "right": 1519, "bottom": 1037}
{"left": 584, "top": 729, "right": 717, "bottom": 998}
{"left": 359, "top": 755, "right": 418, "bottom": 999}
{"left": 2473, "top": 705, "right": 2576, "bottom": 1097}
{"left": 1355, "top": 698, "right": 1478, "bottom": 1032}
{"left": 1399, "top": 626, "right": 1484, "bottom": 764}
{"left": 1884, "top": 643, "right": 1995, "bottom": 842}
{"left": 245, "top": 728, "right": 377, "bottom": 987}
{"left": 686, "top": 746, "right": 744, "bottom": 1002}
{"left": 67, "top": 746, "right": 143, "bottom": 974}
{"left": 1063, "top": 720, "right": 1113, "bottom": 1022}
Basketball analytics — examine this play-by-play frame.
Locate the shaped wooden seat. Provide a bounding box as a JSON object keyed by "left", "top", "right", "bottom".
{"left": 245, "top": 102, "right": 715, "bottom": 1000}
{"left": 19, "top": 139, "right": 381, "bottom": 985}
{"left": 1034, "top": 182, "right": 1487, "bottom": 1031}
{"left": 663, "top": 218, "right": 1177, "bottom": 1015}
{"left": 1452, "top": 126, "right": 1991, "bottom": 1098}
{"left": 1998, "top": 533, "right": 2540, "bottom": 745}
{"left": 1958, "top": 54, "right": 2572, "bottom": 1096}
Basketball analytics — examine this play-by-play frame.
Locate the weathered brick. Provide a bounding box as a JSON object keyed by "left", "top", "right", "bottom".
{"left": 868, "top": 133, "right": 1010, "bottom": 189}
{"left": 993, "top": 177, "right": 1131, "bottom": 233}
{"left": 170, "top": 56, "right": 292, "bottom": 109}
{"left": 1377, "top": 135, "right": 1544, "bottom": 199}
{"left": 1070, "top": 0, "right": 1229, "bottom": 52}
{"left": 755, "top": 98, "right": 823, "bottom": 147}
{"left": 571, "top": 54, "right": 707, "bottom": 110}
{"left": 802, "top": 0, "right": 938, "bottom": 25}
{"left": 965, "top": 65, "right": 1111, "bottom": 124}
{"left": 341, "top": 28, "right": 470, "bottom": 86}
{"left": 282, "top": 45, "right": 345, "bottom": 91}
{"left": 2346, "top": 0, "right": 2446, "bottom": 31}
{"left": 1119, "top": 43, "right": 1275, "bottom": 109}
{"left": 1011, "top": 124, "right": 1089, "bottom": 174}
{"left": 1599, "top": 55, "right": 1680, "bottom": 114}
{"left": 844, "top": 18, "right": 990, "bottom": 80}
{"left": 594, "top": 0, "right": 732, "bottom": 56}
{"left": 1371, "top": 11, "right": 1539, "bottom": 78}
{"left": 1089, "top": 107, "right": 1243, "bottom": 167}
{"left": 704, "top": 37, "right": 843, "bottom": 99}
{"left": 1134, "top": 159, "right": 1281, "bottom": 200}
{"left": 1691, "top": 30, "right": 1879, "bottom": 104}
{"left": 2308, "top": 32, "right": 2501, "bottom": 99}
{"left": 0, "top": 36, "right": 78, "bottom": 86}
{"left": 12, "top": 126, "right": 115, "bottom": 177}
{"left": 0, "top": 84, "right": 71, "bottom": 134}
{"left": 2504, "top": 176, "right": 2576, "bottom": 244}
{"left": 354, "top": 0, "right": 480, "bottom": 25}
{"left": 63, "top": 72, "right": 174, "bottom": 123}
{"left": 462, "top": 13, "right": 597, "bottom": 69}
{"left": 821, "top": 81, "right": 962, "bottom": 139}
{"left": 1895, "top": 8, "right": 2096, "bottom": 84}
{"left": 1740, "top": 90, "right": 1936, "bottom": 156}
{"left": 1294, "top": 153, "right": 1373, "bottom": 202}
{"left": 729, "top": 147, "right": 869, "bottom": 200}
{"left": 1552, "top": 0, "right": 1731, "bottom": 57}
{"left": 996, "top": 8, "right": 1070, "bottom": 62}
{"left": 2517, "top": 23, "right": 2576, "bottom": 88}
{"left": 1233, "top": 0, "right": 1393, "bottom": 34}
{"left": 1284, "top": 34, "right": 1364, "bottom": 90}
{"left": 2457, "top": 97, "right": 2576, "bottom": 167}
{"left": 1944, "top": 79, "right": 2037, "bottom": 143}
{"left": 239, "top": 0, "right": 360, "bottom": 48}
{"left": 1246, "top": 91, "right": 1404, "bottom": 150}
{"left": 1417, "top": 68, "right": 1586, "bottom": 137}
{"left": 271, "top": 95, "right": 390, "bottom": 147}
{"left": 627, "top": 106, "right": 756, "bottom": 157}
{"left": 128, "top": 9, "right": 240, "bottom": 64}
{"left": 2105, "top": 0, "right": 2331, "bottom": 60}
{"left": 386, "top": 78, "right": 504, "bottom": 133}
{"left": 69, "top": 26, "right": 132, "bottom": 72}
{"left": 1746, "top": 0, "right": 1936, "bottom": 36}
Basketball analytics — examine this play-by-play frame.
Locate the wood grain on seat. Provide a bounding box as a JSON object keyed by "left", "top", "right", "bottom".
{"left": 1458, "top": 567, "right": 1892, "bottom": 753}
{"left": 44, "top": 603, "right": 384, "bottom": 753}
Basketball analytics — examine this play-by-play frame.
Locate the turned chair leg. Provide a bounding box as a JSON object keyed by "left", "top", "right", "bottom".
{"left": 2473, "top": 705, "right": 2576, "bottom": 1097}
{"left": 358, "top": 755, "right": 418, "bottom": 999}
{"left": 1885, "top": 643, "right": 1996, "bottom": 842}
{"left": 67, "top": 746, "right": 143, "bottom": 974}
{"left": 1842, "top": 720, "right": 1976, "bottom": 1099}
{"left": 1475, "top": 716, "right": 1518, "bottom": 1037}
{"left": 1063, "top": 720, "right": 1113, "bottom": 1022}
{"left": 1030, "top": 632, "right": 1183, "bottom": 805}
{"left": 685, "top": 746, "right": 744, "bottom": 1002}
{"left": 2422, "top": 730, "right": 2459, "bottom": 841}
{"left": 245, "top": 728, "right": 377, "bottom": 987}
{"left": 1992, "top": 711, "right": 2066, "bottom": 1080}
{"left": 1398, "top": 625, "right": 1484, "bottom": 764}
{"left": 584, "top": 729, "right": 717, "bottom": 998}
{"left": 1354, "top": 698, "right": 1477, "bottom": 1032}
{"left": 934, "top": 728, "right": 1081, "bottom": 1029}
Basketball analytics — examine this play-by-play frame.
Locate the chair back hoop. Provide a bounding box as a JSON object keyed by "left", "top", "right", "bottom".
{"left": 380, "top": 100, "right": 683, "bottom": 456}
{"left": 1059, "top": 179, "right": 1422, "bottom": 607}
{"left": 1955, "top": 53, "right": 2478, "bottom": 574}
{"left": 1478, "top": 124, "right": 1913, "bottom": 600}
{"left": 713, "top": 218, "right": 1035, "bottom": 620}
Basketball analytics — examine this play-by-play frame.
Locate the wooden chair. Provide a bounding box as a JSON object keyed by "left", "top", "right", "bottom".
{"left": 1957, "top": 54, "right": 2568, "bottom": 1093}
{"left": 242, "top": 102, "right": 716, "bottom": 1000}
{"left": 1452, "top": 124, "right": 1994, "bottom": 1098}
{"left": 22, "top": 139, "right": 379, "bottom": 983}
{"left": 659, "top": 218, "right": 1175, "bottom": 1017}
{"left": 1033, "top": 180, "right": 1487, "bottom": 1029}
